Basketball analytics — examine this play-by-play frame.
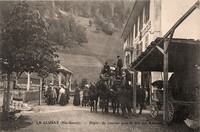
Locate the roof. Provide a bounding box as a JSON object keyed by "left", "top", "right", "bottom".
{"left": 121, "top": 0, "right": 146, "bottom": 38}
{"left": 57, "top": 64, "right": 73, "bottom": 75}
{"left": 131, "top": 37, "right": 200, "bottom": 72}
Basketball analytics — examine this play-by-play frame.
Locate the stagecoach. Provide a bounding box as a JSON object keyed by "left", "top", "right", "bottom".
{"left": 150, "top": 68, "right": 199, "bottom": 122}
{"left": 100, "top": 66, "right": 125, "bottom": 87}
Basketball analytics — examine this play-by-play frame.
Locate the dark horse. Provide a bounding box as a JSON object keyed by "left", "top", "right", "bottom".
{"left": 109, "top": 80, "right": 121, "bottom": 115}
{"left": 136, "top": 85, "right": 146, "bottom": 114}
{"left": 117, "top": 82, "right": 133, "bottom": 118}
{"left": 88, "top": 84, "right": 98, "bottom": 112}
{"left": 95, "top": 80, "right": 110, "bottom": 113}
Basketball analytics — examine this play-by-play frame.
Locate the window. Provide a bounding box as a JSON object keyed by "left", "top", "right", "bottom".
{"left": 132, "top": 26, "right": 134, "bottom": 43}
{"left": 144, "top": 0, "right": 150, "bottom": 23}
{"left": 136, "top": 43, "right": 142, "bottom": 57}
{"left": 135, "top": 19, "right": 138, "bottom": 38}
{"left": 145, "top": 35, "right": 149, "bottom": 48}
{"left": 126, "top": 54, "right": 130, "bottom": 66}
{"left": 127, "top": 35, "right": 129, "bottom": 45}
{"left": 136, "top": 44, "right": 139, "bottom": 57}
{"left": 130, "top": 28, "right": 133, "bottom": 45}
{"left": 139, "top": 42, "right": 142, "bottom": 56}
{"left": 139, "top": 11, "right": 143, "bottom": 30}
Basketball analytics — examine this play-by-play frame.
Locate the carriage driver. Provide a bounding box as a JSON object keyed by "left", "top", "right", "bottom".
{"left": 102, "top": 62, "right": 111, "bottom": 75}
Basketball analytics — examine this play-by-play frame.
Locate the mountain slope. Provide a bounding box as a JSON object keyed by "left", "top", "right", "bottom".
{"left": 57, "top": 17, "right": 124, "bottom": 83}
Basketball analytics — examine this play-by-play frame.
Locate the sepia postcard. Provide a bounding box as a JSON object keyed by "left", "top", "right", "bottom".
{"left": 0, "top": 0, "right": 199, "bottom": 132}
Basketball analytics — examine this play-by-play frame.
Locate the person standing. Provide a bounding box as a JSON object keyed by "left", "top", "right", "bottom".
{"left": 72, "top": 79, "right": 78, "bottom": 91}
{"left": 110, "top": 62, "right": 116, "bottom": 76}
{"left": 73, "top": 86, "right": 80, "bottom": 106}
{"left": 46, "top": 83, "right": 53, "bottom": 105}
{"left": 65, "top": 87, "right": 70, "bottom": 104}
{"left": 82, "top": 85, "right": 89, "bottom": 107}
{"left": 117, "top": 56, "right": 123, "bottom": 76}
{"left": 52, "top": 87, "right": 57, "bottom": 105}
{"left": 103, "top": 62, "right": 110, "bottom": 75}
{"left": 125, "top": 69, "right": 132, "bottom": 86}
{"left": 58, "top": 85, "right": 65, "bottom": 104}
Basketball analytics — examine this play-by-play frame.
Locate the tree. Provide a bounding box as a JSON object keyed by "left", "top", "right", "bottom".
{"left": 114, "top": 1, "right": 126, "bottom": 24}
{"left": 94, "top": 14, "right": 105, "bottom": 27}
{"left": 75, "top": 25, "right": 88, "bottom": 44}
{"left": 47, "top": 14, "right": 88, "bottom": 49}
{"left": 99, "top": 2, "right": 113, "bottom": 20}
{"left": 89, "top": 20, "right": 92, "bottom": 27}
{"left": 0, "top": 1, "right": 58, "bottom": 120}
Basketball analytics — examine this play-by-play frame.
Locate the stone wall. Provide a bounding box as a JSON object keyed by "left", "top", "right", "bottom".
{"left": 11, "top": 90, "right": 39, "bottom": 103}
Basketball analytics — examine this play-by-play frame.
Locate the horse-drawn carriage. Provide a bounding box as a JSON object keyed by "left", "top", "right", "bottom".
{"left": 95, "top": 68, "right": 133, "bottom": 116}
{"left": 150, "top": 87, "right": 175, "bottom": 122}
{"left": 150, "top": 68, "right": 199, "bottom": 122}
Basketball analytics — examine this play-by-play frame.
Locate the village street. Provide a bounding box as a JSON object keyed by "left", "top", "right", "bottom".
{"left": 0, "top": 1, "right": 199, "bottom": 132}
{"left": 1, "top": 97, "right": 192, "bottom": 132}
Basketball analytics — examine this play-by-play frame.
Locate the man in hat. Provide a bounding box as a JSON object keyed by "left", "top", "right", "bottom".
{"left": 117, "top": 56, "right": 123, "bottom": 76}
{"left": 102, "top": 62, "right": 110, "bottom": 75}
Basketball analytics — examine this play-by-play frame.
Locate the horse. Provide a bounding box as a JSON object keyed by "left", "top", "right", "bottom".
{"left": 95, "top": 79, "right": 110, "bottom": 113}
{"left": 136, "top": 85, "right": 146, "bottom": 114}
{"left": 109, "top": 81, "right": 121, "bottom": 115}
{"left": 82, "top": 87, "right": 90, "bottom": 107}
{"left": 88, "top": 84, "right": 98, "bottom": 112}
{"left": 115, "top": 81, "right": 133, "bottom": 118}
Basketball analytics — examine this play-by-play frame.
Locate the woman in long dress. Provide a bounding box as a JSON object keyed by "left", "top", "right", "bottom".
{"left": 73, "top": 87, "right": 80, "bottom": 106}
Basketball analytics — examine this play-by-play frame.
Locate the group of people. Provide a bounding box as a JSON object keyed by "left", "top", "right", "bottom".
{"left": 73, "top": 83, "right": 93, "bottom": 107}
{"left": 101, "top": 55, "right": 123, "bottom": 78}
{"left": 44, "top": 83, "right": 70, "bottom": 106}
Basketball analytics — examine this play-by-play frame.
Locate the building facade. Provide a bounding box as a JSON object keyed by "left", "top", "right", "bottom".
{"left": 121, "top": 0, "right": 200, "bottom": 88}
{"left": 121, "top": 0, "right": 200, "bottom": 106}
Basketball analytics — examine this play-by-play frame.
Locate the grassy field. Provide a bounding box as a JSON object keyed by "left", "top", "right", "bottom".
{"left": 56, "top": 16, "right": 124, "bottom": 83}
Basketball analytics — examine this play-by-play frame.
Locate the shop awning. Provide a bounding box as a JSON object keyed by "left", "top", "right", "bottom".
{"left": 131, "top": 37, "right": 200, "bottom": 72}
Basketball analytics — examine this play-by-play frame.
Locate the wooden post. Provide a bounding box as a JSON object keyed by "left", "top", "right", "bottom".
{"left": 163, "top": 40, "right": 169, "bottom": 122}
{"left": 133, "top": 70, "right": 137, "bottom": 115}
{"left": 25, "top": 72, "right": 31, "bottom": 91}
{"left": 5, "top": 73, "right": 11, "bottom": 120}
{"left": 149, "top": 72, "right": 152, "bottom": 105}
{"left": 69, "top": 74, "right": 72, "bottom": 91}
{"left": 65, "top": 74, "right": 68, "bottom": 87}
{"left": 2, "top": 77, "right": 7, "bottom": 113}
{"left": 39, "top": 77, "right": 42, "bottom": 105}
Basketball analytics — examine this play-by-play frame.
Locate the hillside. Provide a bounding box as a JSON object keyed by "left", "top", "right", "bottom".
{"left": 57, "top": 16, "right": 124, "bottom": 83}
{"left": 0, "top": 1, "right": 124, "bottom": 84}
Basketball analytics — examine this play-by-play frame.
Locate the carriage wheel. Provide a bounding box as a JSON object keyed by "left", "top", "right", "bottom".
{"left": 150, "top": 104, "right": 158, "bottom": 118}
{"left": 166, "top": 101, "right": 174, "bottom": 122}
